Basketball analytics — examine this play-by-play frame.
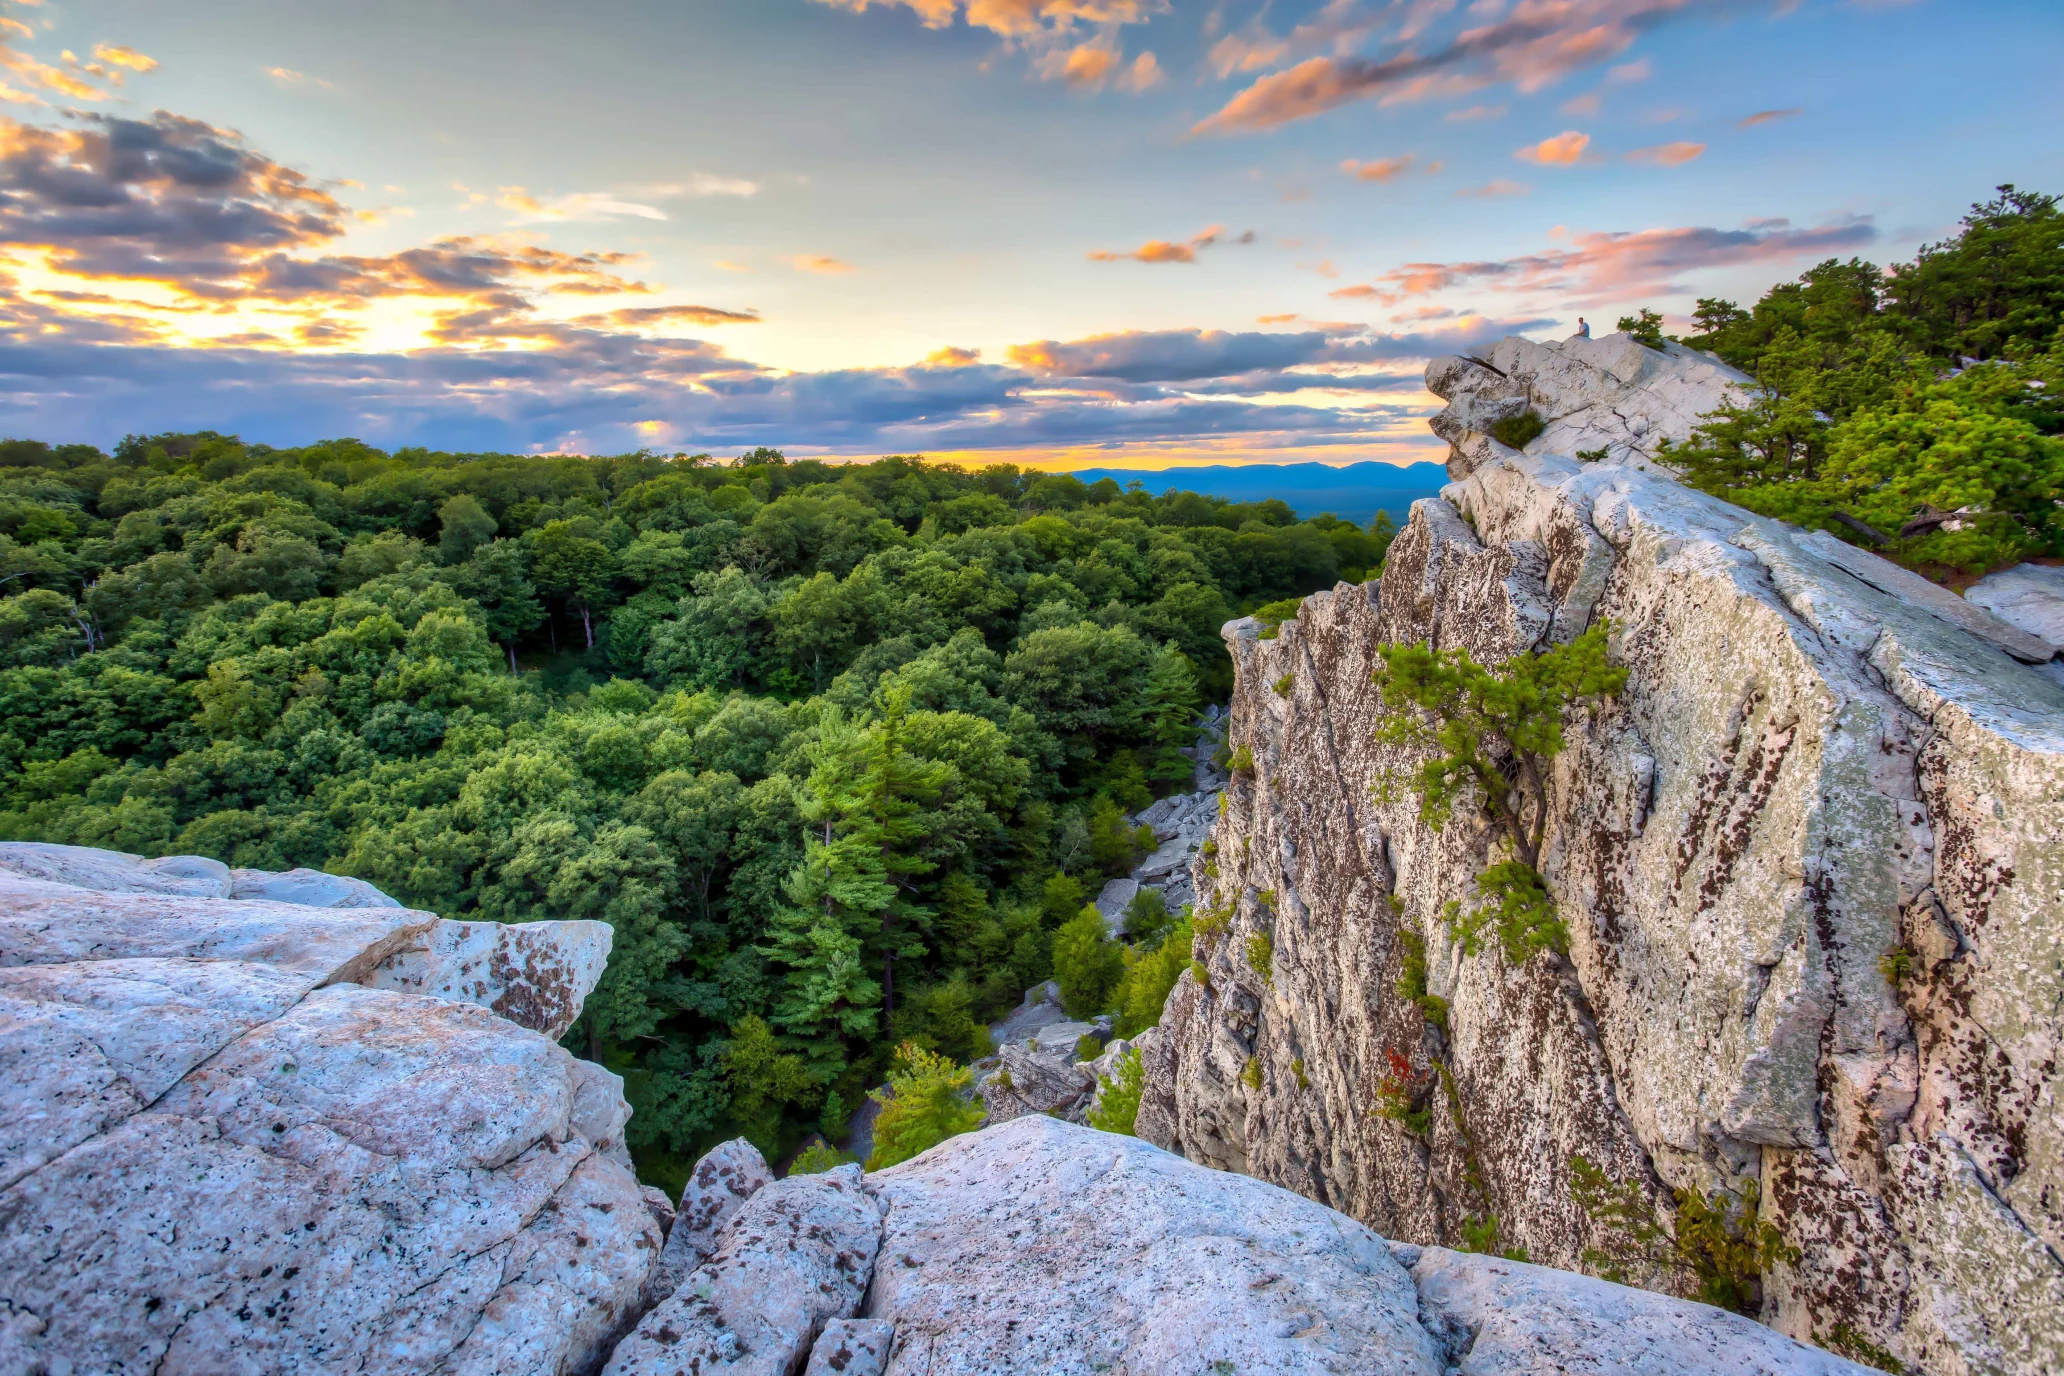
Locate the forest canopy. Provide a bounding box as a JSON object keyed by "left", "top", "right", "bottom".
{"left": 1657, "top": 184, "right": 2064, "bottom": 578}
{"left": 0, "top": 435, "right": 1393, "bottom": 1185}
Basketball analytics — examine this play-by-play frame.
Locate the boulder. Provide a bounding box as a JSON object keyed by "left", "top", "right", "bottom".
{"left": 977, "top": 1038, "right": 1095, "bottom": 1125}
{"left": 0, "top": 842, "right": 232, "bottom": 898}
{"left": 1965, "top": 561, "right": 2064, "bottom": 651}
{"left": 864, "top": 1116, "right": 1871, "bottom": 1374}
{"left": 652, "top": 1136, "right": 773, "bottom": 1300}
{"left": 0, "top": 847, "right": 656, "bottom": 1376}
{"left": 602, "top": 1165, "right": 883, "bottom": 1376}
{"left": 1402, "top": 1244, "right": 1874, "bottom": 1375}
{"left": 229, "top": 866, "right": 401, "bottom": 908}
{"left": 360, "top": 917, "right": 613, "bottom": 1039}
{"left": 1093, "top": 877, "right": 1137, "bottom": 934}
{"left": 804, "top": 1318, "right": 893, "bottom": 1376}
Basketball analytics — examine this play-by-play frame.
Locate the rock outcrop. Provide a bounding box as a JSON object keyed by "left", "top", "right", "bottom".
{"left": 5, "top": 841, "right": 1882, "bottom": 1373}
{"left": 1139, "top": 333, "right": 2064, "bottom": 1375}
{"left": 0, "top": 846, "right": 648, "bottom": 1376}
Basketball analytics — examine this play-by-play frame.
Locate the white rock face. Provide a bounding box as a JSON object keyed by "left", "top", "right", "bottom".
{"left": 1141, "top": 339, "right": 2064, "bottom": 1375}
{"left": 1965, "top": 561, "right": 2064, "bottom": 651}
{"left": 652, "top": 1135, "right": 773, "bottom": 1299}
{"left": 1404, "top": 1244, "right": 1872, "bottom": 1375}
{"left": 229, "top": 866, "right": 402, "bottom": 908}
{"left": 804, "top": 1318, "right": 894, "bottom": 1376}
{"left": 361, "top": 916, "right": 614, "bottom": 1039}
{"left": 865, "top": 1116, "right": 1868, "bottom": 1375}
{"left": 0, "top": 847, "right": 656, "bottom": 1376}
{"left": 602, "top": 1165, "right": 882, "bottom": 1376}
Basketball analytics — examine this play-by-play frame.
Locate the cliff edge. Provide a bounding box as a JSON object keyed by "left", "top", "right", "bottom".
{"left": 1139, "top": 333, "right": 2064, "bottom": 1375}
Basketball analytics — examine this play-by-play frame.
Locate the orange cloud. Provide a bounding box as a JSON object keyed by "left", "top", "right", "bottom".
{"left": 498, "top": 187, "right": 669, "bottom": 222}
{"left": 1089, "top": 224, "right": 1253, "bottom": 264}
{"left": 1117, "top": 51, "right": 1162, "bottom": 91}
{"left": 1194, "top": 1, "right": 1790, "bottom": 134}
{"left": 92, "top": 44, "right": 158, "bottom": 73}
{"left": 1738, "top": 106, "right": 1802, "bottom": 126}
{"left": 789, "top": 254, "right": 855, "bottom": 274}
{"left": 1516, "top": 130, "right": 1590, "bottom": 165}
{"left": 1561, "top": 92, "right": 1601, "bottom": 116}
{"left": 1626, "top": 140, "right": 1704, "bottom": 166}
{"left": 926, "top": 345, "right": 983, "bottom": 365}
{"left": 813, "top": 1, "right": 1161, "bottom": 41}
{"left": 1209, "top": 30, "right": 1288, "bottom": 77}
{"left": 579, "top": 304, "right": 761, "bottom": 328}
{"left": 1054, "top": 41, "right": 1117, "bottom": 86}
{"left": 1325, "top": 217, "right": 1879, "bottom": 307}
{"left": 1341, "top": 154, "right": 1418, "bottom": 182}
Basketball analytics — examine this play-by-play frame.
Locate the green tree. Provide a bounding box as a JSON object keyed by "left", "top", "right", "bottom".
{"left": 1087, "top": 1045, "right": 1145, "bottom": 1135}
{"left": 1052, "top": 904, "right": 1123, "bottom": 1017}
{"left": 529, "top": 518, "right": 619, "bottom": 650}
{"left": 437, "top": 493, "right": 498, "bottom": 565}
{"left": 864, "top": 1041, "right": 984, "bottom": 1169}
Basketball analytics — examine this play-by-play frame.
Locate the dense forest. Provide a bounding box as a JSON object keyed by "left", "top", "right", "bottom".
{"left": 1650, "top": 183, "right": 2064, "bottom": 580}
{"left": 0, "top": 436, "right": 1392, "bottom": 1185}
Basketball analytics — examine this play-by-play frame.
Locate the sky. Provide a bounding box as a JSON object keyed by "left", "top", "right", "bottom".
{"left": 2, "top": 0, "right": 2058, "bottom": 466}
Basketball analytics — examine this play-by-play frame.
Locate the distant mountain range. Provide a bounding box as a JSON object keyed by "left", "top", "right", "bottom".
{"left": 1072, "top": 461, "right": 1449, "bottom": 528}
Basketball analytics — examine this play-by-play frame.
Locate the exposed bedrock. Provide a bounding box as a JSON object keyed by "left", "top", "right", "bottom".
{"left": 1139, "top": 334, "right": 2064, "bottom": 1376}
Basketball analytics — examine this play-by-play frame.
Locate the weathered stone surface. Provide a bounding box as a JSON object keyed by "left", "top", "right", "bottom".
{"left": 1965, "top": 561, "right": 2064, "bottom": 651}
{"left": 0, "top": 847, "right": 655, "bottom": 1376}
{"left": 229, "top": 866, "right": 402, "bottom": 908}
{"left": 652, "top": 1136, "right": 773, "bottom": 1300}
{"left": 865, "top": 1115, "right": 1865, "bottom": 1374}
{"left": 976, "top": 1036, "right": 1095, "bottom": 1124}
{"left": 1094, "top": 877, "right": 1138, "bottom": 934}
{"left": 804, "top": 1318, "right": 893, "bottom": 1376}
{"left": 601, "top": 1165, "right": 882, "bottom": 1376}
{"left": 360, "top": 917, "right": 613, "bottom": 1039}
{"left": 0, "top": 872, "right": 434, "bottom": 985}
{"left": 0, "top": 842, "right": 233, "bottom": 898}
{"left": 1403, "top": 1244, "right": 1876, "bottom": 1375}
{"left": 1142, "top": 336, "right": 2064, "bottom": 1374}
{"left": 2, "top": 984, "right": 656, "bottom": 1376}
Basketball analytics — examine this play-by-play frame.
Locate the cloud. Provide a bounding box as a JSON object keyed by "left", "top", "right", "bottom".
{"left": 1455, "top": 178, "right": 1530, "bottom": 198}
{"left": 1515, "top": 130, "right": 1590, "bottom": 165}
{"left": 1626, "top": 140, "right": 1704, "bottom": 165}
{"left": 498, "top": 188, "right": 669, "bottom": 223}
{"left": 1445, "top": 103, "right": 1506, "bottom": 120}
{"left": 1089, "top": 224, "right": 1253, "bottom": 264}
{"left": 789, "top": 254, "right": 855, "bottom": 274}
{"left": 1051, "top": 41, "right": 1118, "bottom": 86}
{"left": 1607, "top": 57, "right": 1651, "bottom": 82}
{"left": 1341, "top": 153, "right": 1422, "bottom": 182}
{"left": 926, "top": 345, "right": 982, "bottom": 365}
{"left": 92, "top": 45, "right": 158, "bottom": 74}
{"left": 265, "top": 66, "right": 334, "bottom": 89}
{"left": 1193, "top": 1, "right": 1784, "bottom": 134}
{"left": 713, "top": 260, "right": 751, "bottom": 273}
{"left": 1560, "top": 92, "right": 1601, "bottom": 115}
{"left": 577, "top": 304, "right": 761, "bottom": 328}
{"left": 1209, "top": 29, "right": 1288, "bottom": 77}
{"left": 1329, "top": 216, "right": 1879, "bottom": 306}
{"left": 1117, "top": 51, "right": 1162, "bottom": 91}
{"left": 1738, "top": 106, "right": 1802, "bottom": 126}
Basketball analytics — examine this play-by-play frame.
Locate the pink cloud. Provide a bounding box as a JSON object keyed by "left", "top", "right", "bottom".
{"left": 1626, "top": 140, "right": 1705, "bottom": 166}
{"left": 1516, "top": 130, "right": 1591, "bottom": 165}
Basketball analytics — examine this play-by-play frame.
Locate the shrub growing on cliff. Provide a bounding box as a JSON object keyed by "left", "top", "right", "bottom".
{"left": 865, "top": 1041, "right": 984, "bottom": 1169}
{"left": 1371, "top": 623, "right": 1625, "bottom": 964}
{"left": 1569, "top": 1153, "right": 1800, "bottom": 1315}
{"left": 1487, "top": 410, "right": 1547, "bottom": 449}
{"left": 1113, "top": 914, "right": 1192, "bottom": 1037}
{"left": 1087, "top": 1045, "right": 1145, "bottom": 1135}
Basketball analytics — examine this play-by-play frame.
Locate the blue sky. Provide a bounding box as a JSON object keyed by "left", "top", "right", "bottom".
{"left": 3, "top": 0, "right": 2058, "bottom": 462}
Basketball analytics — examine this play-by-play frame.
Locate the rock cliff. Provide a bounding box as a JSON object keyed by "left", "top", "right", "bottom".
{"left": 1138, "top": 333, "right": 2064, "bottom": 1375}
{"left": 6, "top": 839, "right": 1874, "bottom": 1373}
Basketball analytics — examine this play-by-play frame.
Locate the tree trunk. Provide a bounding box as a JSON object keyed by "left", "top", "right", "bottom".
{"left": 506, "top": 642, "right": 518, "bottom": 675}
{"left": 548, "top": 617, "right": 557, "bottom": 654}
{"left": 581, "top": 605, "right": 594, "bottom": 649}
{"left": 883, "top": 951, "right": 895, "bottom": 1019}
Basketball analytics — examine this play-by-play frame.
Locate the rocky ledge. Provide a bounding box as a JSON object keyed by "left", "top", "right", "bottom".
{"left": 4, "top": 840, "right": 1875, "bottom": 1374}
{"left": 1141, "top": 332, "right": 2064, "bottom": 1375}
